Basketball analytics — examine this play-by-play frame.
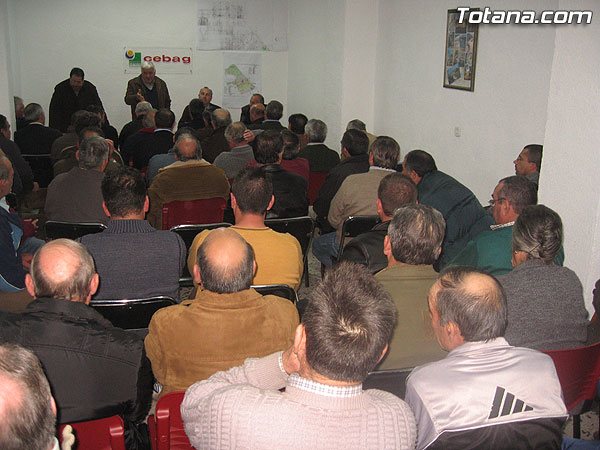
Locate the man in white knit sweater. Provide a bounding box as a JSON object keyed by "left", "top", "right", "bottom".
{"left": 182, "top": 261, "right": 417, "bottom": 449}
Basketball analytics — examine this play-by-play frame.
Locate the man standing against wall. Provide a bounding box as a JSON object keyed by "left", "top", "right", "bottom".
{"left": 124, "top": 61, "right": 171, "bottom": 120}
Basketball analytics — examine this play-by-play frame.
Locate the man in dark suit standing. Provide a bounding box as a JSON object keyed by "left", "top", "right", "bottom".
{"left": 49, "top": 67, "right": 104, "bottom": 133}
{"left": 14, "top": 103, "right": 61, "bottom": 187}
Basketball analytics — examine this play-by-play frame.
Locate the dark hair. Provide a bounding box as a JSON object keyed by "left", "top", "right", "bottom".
{"left": 74, "top": 111, "right": 101, "bottom": 134}
{"left": 498, "top": 176, "right": 538, "bottom": 214}
{"left": 281, "top": 129, "right": 300, "bottom": 160}
{"left": 302, "top": 262, "right": 397, "bottom": 382}
{"left": 377, "top": 172, "right": 417, "bottom": 217}
{"left": 288, "top": 113, "right": 308, "bottom": 134}
{"left": 266, "top": 100, "right": 283, "bottom": 120}
{"left": 102, "top": 166, "right": 146, "bottom": 217}
{"left": 511, "top": 204, "right": 562, "bottom": 264}
{"left": 0, "top": 344, "right": 55, "bottom": 450}
{"left": 371, "top": 136, "right": 399, "bottom": 169}
{"left": 77, "top": 126, "right": 104, "bottom": 145}
{"left": 251, "top": 93, "right": 265, "bottom": 104}
{"left": 404, "top": 150, "right": 437, "bottom": 176}
{"left": 232, "top": 167, "right": 273, "bottom": 215}
{"left": 434, "top": 266, "right": 508, "bottom": 341}
{"left": 155, "top": 109, "right": 175, "bottom": 129}
{"left": 196, "top": 232, "right": 255, "bottom": 293}
{"left": 388, "top": 204, "right": 445, "bottom": 265}
{"left": 188, "top": 99, "right": 205, "bottom": 120}
{"left": 341, "top": 129, "right": 369, "bottom": 156}
{"left": 254, "top": 130, "right": 283, "bottom": 164}
{"left": 85, "top": 104, "right": 104, "bottom": 116}
{"left": 523, "top": 144, "right": 543, "bottom": 172}
{"left": 70, "top": 67, "right": 84, "bottom": 79}
{"left": 0, "top": 114, "right": 8, "bottom": 131}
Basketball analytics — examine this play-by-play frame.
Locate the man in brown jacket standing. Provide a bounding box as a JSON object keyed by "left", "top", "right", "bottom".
{"left": 124, "top": 61, "right": 171, "bottom": 120}
{"left": 145, "top": 227, "right": 299, "bottom": 395}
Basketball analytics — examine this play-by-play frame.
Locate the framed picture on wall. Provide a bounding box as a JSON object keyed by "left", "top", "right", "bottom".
{"left": 443, "top": 8, "right": 479, "bottom": 91}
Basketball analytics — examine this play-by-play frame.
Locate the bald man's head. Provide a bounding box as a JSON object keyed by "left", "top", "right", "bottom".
{"left": 431, "top": 266, "right": 507, "bottom": 342}
{"left": 195, "top": 228, "right": 255, "bottom": 293}
{"left": 27, "top": 239, "right": 97, "bottom": 302}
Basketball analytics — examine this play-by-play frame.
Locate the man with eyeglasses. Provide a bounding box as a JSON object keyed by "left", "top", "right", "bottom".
{"left": 514, "top": 144, "right": 542, "bottom": 185}
{"left": 449, "top": 175, "right": 563, "bottom": 275}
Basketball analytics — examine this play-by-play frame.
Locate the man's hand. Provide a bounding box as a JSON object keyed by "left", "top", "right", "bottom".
{"left": 243, "top": 130, "right": 255, "bottom": 143}
{"left": 21, "top": 253, "right": 33, "bottom": 271}
{"left": 136, "top": 89, "right": 145, "bottom": 102}
{"left": 281, "top": 346, "right": 301, "bottom": 375}
{"left": 23, "top": 218, "right": 38, "bottom": 231}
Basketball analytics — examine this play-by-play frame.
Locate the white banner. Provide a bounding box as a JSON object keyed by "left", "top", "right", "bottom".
{"left": 123, "top": 47, "right": 193, "bottom": 74}
{"left": 222, "top": 52, "right": 261, "bottom": 109}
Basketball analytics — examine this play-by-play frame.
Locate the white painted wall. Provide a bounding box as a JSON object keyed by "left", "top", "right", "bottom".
{"left": 0, "top": 0, "right": 14, "bottom": 124}
{"left": 7, "top": 0, "right": 288, "bottom": 132}
{"left": 374, "top": 0, "right": 557, "bottom": 202}
{"left": 287, "top": 0, "right": 345, "bottom": 150}
{"left": 540, "top": 0, "right": 600, "bottom": 314}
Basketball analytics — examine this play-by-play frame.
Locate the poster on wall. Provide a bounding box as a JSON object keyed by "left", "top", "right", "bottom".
{"left": 443, "top": 9, "right": 478, "bottom": 91}
{"left": 196, "top": 0, "right": 287, "bottom": 51}
{"left": 222, "top": 52, "right": 261, "bottom": 109}
{"left": 123, "top": 47, "right": 193, "bottom": 74}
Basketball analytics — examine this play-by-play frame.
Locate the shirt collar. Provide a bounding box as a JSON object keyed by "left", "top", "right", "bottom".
{"left": 288, "top": 373, "right": 363, "bottom": 398}
{"left": 490, "top": 221, "right": 515, "bottom": 230}
{"left": 369, "top": 166, "right": 395, "bottom": 172}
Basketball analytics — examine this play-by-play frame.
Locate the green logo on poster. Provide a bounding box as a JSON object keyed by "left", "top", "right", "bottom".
{"left": 125, "top": 49, "right": 141, "bottom": 66}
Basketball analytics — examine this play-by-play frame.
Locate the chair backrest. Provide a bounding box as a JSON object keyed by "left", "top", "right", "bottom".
{"left": 337, "top": 215, "right": 380, "bottom": 259}
{"left": 363, "top": 368, "right": 414, "bottom": 400}
{"left": 161, "top": 197, "right": 227, "bottom": 230}
{"left": 45, "top": 220, "right": 107, "bottom": 240}
{"left": 265, "top": 216, "right": 315, "bottom": 266}
{"left": 90, "top": 296, "right": 176, "bottom": 330}
{"left": 170, "top": 223, "right": 232, "bottom": 287}
{"left": 252, "top": 284, "right": 298, "bottom": 303}
{"left": 58, "top": 415, "right": 126, "bottom": 450}
{"left": 308, "top": 171, "right": 327, "bottom": 205}
{"left": 147, "top": 391, "right": 194, "bottom": 450}
{"left": 542, "top": 341, "right": 600, "bottom": 412}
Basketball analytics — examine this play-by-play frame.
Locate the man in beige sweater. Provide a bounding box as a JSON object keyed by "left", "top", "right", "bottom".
{"left": 182, "top": 262, "right": 417, "bottom": 449}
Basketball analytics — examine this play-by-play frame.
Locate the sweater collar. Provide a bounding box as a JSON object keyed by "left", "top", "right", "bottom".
{"left": 106, "top": 219, "right": 156, "bottom": 233}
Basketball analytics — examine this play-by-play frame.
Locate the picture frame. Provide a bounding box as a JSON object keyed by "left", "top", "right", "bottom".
{"left": 443, "top": 8, "right": 479, "bottom": 91}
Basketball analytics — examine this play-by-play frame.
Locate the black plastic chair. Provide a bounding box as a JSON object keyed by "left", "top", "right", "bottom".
{"left": 44, "top": 221, "right": 107, "bottom": 241}
{"left": 90, "top": 296, "right": 176, "bottom": 331}
{"left": 336, "top": 215, "right": 380, "bottom": 260}
{"left": 265, "top": 216, "right": 315, "bottom": 287}
{"left": 363, "top": 368, "right": 414, "bottom": 399}
{"left": 170, "top": 223, "right": 232, "bottom": 287}
{"left": 252, "top": 284, "right": 298, "bottom": 304}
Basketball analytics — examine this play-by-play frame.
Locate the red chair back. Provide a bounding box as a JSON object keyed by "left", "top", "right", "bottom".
{"left": 58, "top": 415, "right": 126, "bottom": 450}
{"left": 161, "top": 197, "right": 226, "bottom": 230}
{"left": 542, "top": 341, "right": 600, "bottom": 411}
{"left": 148, "top": 391, "right": 194, "bottom": 450}
{"left": 308, "top": 171, "right": 327, "bottom": 205}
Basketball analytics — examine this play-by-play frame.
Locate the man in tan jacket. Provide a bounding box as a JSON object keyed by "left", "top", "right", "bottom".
{"left": 145, "top": 228, "right": 299, "bottom": 395}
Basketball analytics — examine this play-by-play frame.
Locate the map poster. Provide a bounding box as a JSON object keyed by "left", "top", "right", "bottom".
{"left": 222, "top": 52, "right": 261, "bottom": 109}
{"left": 196, "top": 0, "right": 288, "bottom": 51}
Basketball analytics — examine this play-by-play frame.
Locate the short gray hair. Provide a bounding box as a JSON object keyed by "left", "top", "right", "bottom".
{"left": 212, "top": 109, "right": 232, "bottom": 128}
{"left": 434, "top": 266, "right": 508, "bottom": 342}
{"left": 135, "top": 101, "right": 153, "bottom": 115}
{"left": 265, "top": 100, "right": 283, "bottom": 120}
{"left": 497, "top": 176, "right": 537, "bottom": 214}
{"left": 511, "top": 204, "right": 562, "bottom": 264}
{"left": 346, "top": 119, "right": 366, "bottom": 131}
{"left": 306, "top": 119, "right": 327, "bottom": 143}
{"left": 224, "top": 122, "right": 247, "bottom": 144}
{"left": 371, "top": 136, "right": 400, "bottom": 169}
{"left": 141, "top": 61, "right": 155, "bottom": 71}
{"left": 30, "top": 239, "right": 96, "bottom": 302}
{"left": 174, "top": 134, "right": 201, "bottom": 161}
{"left": 0, "top": 344, "right": 55, "bottom": 450}
{"left": 388, "top": 204, "right": 445, "bottom": 265}
{"left": 0, "top": 156, "right": 11, "bottom": 181}
{"left": 142, "top": 109, "right": 157, "bottom": 128}
{"left": 78, "top": 135, "right": 109, "bottom": 170}
{"left": 23, "top": 103, "right": 43, "bottom": 122}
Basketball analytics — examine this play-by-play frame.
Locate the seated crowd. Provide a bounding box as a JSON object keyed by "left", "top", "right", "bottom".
{"left": 0, "top": 67, "right": 596, "bottom": 449}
